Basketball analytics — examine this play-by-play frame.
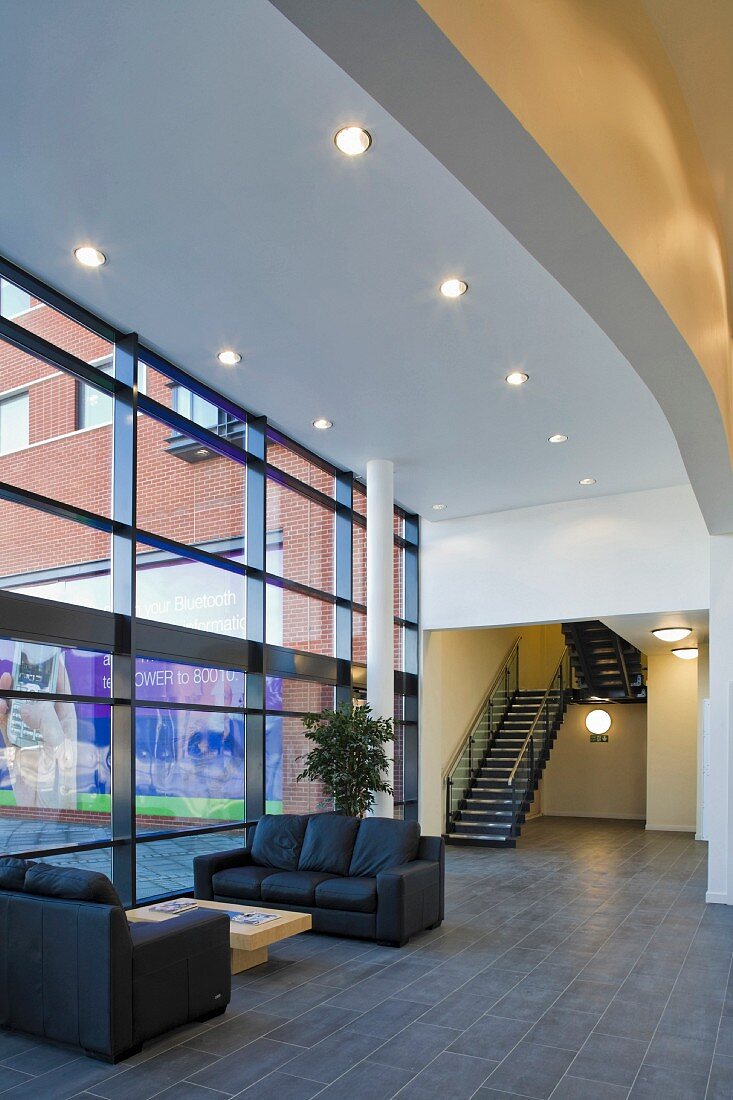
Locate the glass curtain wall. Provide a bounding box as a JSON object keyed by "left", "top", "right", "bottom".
{"left": 0, "top": 258, "right": 419, "bottom": 904}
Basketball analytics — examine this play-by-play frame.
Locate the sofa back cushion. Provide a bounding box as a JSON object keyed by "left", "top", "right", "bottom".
{"left": 251, "top": 814, "right": 310, "bottom": 871}
{"left": 298, "top": 813, "right": 360, "bottom": 876}
{"left": 0, "top": 856, "right": 34, "bottom": 891}
{"left": 349, "top": 818, "right": 421, "bottom": 877}
{"left": 24, "top": 864, "right": 123, "bottom": 907}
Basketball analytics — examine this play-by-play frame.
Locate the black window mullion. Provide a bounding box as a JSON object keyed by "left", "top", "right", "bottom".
{"left": 110, "top": 333, "right": 137, "bottom": 906}
{"left": 245, "top": 416, "right": 266, "bottom": 822}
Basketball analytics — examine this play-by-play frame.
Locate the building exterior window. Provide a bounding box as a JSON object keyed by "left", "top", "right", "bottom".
{"left": 0, "top": 391, "right": 29, "bottom": 454}
{"left": 0, "top": 258, "right": 419, "bottom": 905}
{"left": 0, "top": 279, "right": 32, "bottom": 320}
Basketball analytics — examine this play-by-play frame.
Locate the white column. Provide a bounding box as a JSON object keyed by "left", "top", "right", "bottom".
{"left": 367, "top": 459, "right": 394, "bottom": 817}
{"left": 707, "top": 534, "right": 733, "bottom": 903}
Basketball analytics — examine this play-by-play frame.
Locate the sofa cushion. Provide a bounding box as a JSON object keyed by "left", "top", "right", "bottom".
{"left": 251, "top": 814, "right": 310, "bottom": 871}
{"left": 261, "top": 870, "right": 335, "bottom": 906}
{"left": 24, "top": 864, "right": 123, "bottom": 907}
{"left": 212, "top": 865, "right": 277, "bottom": 901}
{"left": 0, "top": 856, "right": 34, "bottom": 892}
{"left": 315, "top": 876, "right": 377, "bottom": 914}
{"left": 349, "top": 818, "right": 421, "bottom": 877}
{"left": 298, "top": 813, "right": 360, "bottom": 876}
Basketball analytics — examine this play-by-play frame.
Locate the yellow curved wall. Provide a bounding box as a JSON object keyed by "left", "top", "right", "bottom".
{"left": 419, "top": 0, "right": 732, "bottom": 446}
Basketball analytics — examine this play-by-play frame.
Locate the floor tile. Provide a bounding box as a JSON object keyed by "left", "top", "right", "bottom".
{"left": 527, "top": 1008, "right": 598, "bottom": 1052}
{"left": 628, "top": 1063, "right": 708, "bottom": 1099}
{"left": 642, "top": 1031, "right": 714, "bottom": 1076}
{"left": 233, "top": 1070, "right": 323, "bottom": 1100}
{"left": 370, "top": 1021, "right": 459, "bottom": 1072}
{"left": 392, "top": 1051, "right": 494, "bottom": 1099}
{"left": 282, "top": 1028, "right": 384, "bottom": 1084}
{"left": 707, "top": 1054, "right": 733, "bottom": 1100}
{"left": 548, "top": 1077, "right": 630, "bottom": 1099}
{"left": 484, "top": 1039, "right": 574, "bottom": 1099}
{"left": 447, "top": 1013, "right": 531, "bottom": 1061}
{"left": 348, "top": 998, "right": 427, "bottom": 1039}
{"left": 311, "top": 1058, "right": 414, "bottom": 1100}
{"left": 568, "top": 1032, "right": 647, "bottom": 1087}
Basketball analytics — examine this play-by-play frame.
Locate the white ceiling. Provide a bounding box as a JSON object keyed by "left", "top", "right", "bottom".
{"left": 602, "top": 611, "right": 708, "bottom": 656}
{"left": 0, "top": 0, "right": 687, "bottom": 520}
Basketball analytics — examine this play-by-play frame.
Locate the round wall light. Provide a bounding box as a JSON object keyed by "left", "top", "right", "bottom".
{"left": 585, "top": 709, "right": 612, "bottom": 735}
{"left": 672, "top": 647, "right": 699, "bottom": 660}
{"left": 652, "top": 627, "right": 692, "bottom": 643}
{"left": 334, "top": 126, "right": 372, "bottom": 156}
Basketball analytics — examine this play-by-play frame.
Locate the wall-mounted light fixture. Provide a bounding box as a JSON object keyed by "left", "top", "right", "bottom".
{"left": 585, "top": 709, "right": 612, "bottom": 735}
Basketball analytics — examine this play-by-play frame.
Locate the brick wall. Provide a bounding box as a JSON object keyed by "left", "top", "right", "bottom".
{"left": 0, "top": 300, "right": 404, "bottom": 821}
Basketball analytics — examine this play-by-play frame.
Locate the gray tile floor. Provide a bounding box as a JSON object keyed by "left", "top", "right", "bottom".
{"left": 2, "top": 817, "right": 732, "bottom": 1099}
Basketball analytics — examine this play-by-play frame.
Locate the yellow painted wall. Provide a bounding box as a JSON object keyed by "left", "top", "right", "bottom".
{"left": 646, "top": 652, "right": 699, "bottom": 831}
{"left": 541, "top": 703, "right": 647, "bottom": 820}
{"left": 419, "top": 623, "right": 566, "bottom": 834}
{"left": 419, "top": 0, "right": 732, "bottom": 447}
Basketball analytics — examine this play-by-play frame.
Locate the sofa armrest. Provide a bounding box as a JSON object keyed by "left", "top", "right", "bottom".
{"left": 417, "top": 835, "right": 445, "bottom": 920}
{"left": 130, "top": 909, "right": 231, "bottom": 975}
{"left": 376, "top": 859, "right": 442, "bottom": 946}
{"left": 130, "top": 909, "right": 231, "bottom": 1045}
{"left": 193, "top": 847, "right": 252, "bottom": 900}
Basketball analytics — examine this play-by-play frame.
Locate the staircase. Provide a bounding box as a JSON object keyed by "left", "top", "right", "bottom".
{"left": 562, "top": 620, "right": 646, "bottom": 701}
{"left": 444, "top": 647, "right": 571, "bottom": 849}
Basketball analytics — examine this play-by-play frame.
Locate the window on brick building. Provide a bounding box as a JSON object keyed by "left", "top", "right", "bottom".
{"left": 0, "top": 279, "right": 32, "bottom": 320}
{"left": 79, "top": 358, "right": 147, "bottom": 429}
{"left": 0, "top": 391, "right": 29, "bottom": 454}
{"left": 172, "top": 385, "right": 219, "bottom": 431}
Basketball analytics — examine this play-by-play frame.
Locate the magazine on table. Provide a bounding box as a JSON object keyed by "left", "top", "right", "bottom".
{"left": 150, "top": 900, "right": 199, "bottom": 914}
{"left": 223, "top": 910, "right": 278, "bottom": 925}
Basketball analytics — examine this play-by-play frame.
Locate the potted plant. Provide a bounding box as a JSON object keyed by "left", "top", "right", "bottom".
{"left": 296, "top": 702, "right": 394, "bottom": 817}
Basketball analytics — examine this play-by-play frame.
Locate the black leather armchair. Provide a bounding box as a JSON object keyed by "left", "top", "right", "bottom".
{"left": 0, "top": 861, "right": 232, "bottom": 1063}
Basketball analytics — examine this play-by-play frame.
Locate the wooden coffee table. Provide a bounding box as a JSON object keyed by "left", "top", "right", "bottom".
{"left": 128, "top": 899, "right": 312, "bottom": 974}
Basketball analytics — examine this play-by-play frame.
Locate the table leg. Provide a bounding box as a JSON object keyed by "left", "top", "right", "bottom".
{"left": 230, "top": 945, "right": 268, "bottom": 974}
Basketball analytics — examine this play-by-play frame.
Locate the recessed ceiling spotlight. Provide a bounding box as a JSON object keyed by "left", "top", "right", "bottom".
{"left": 672, "top": 647, "right": 699, "bottom": 660}
{"left": 579, "top": 477, "right": 596, "bottom": 486}
{"left": 505, "top": 371, "right": 529, "bottom": 386}
{"left": 432, "top": 503, "right": 447, "bottom": 511}
{"left": 217, "top": 350, "right": 242, "bottom": 366}
{"left": 440, "top": 278, "right": 468, "bottom": 299}
{"left": 196, "top": 448, "right": 209, "bottom": 457}
{"left": 312, "top": 418, "right": 333, "bottom": 430}
{"left": 74, "top": 245, "right": 106, "bottom": 268}
{"left": 334, "top": 126, "right": 372, "bottom": 156}
{"left": 652, "top": 627, "right": 692, "bottom": 643}
{"left": 548, "top": 434, "right": 568, "bottom": 444}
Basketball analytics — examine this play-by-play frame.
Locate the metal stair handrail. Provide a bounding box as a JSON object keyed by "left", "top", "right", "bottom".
{"left": 506, "top": 646, "right": 570, "bottom": 788}
{"left": 442, "top": 637, "right": 521, "bottom": 781}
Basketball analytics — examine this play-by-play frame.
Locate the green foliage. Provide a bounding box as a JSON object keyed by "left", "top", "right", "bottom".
{"left": 296, "top": 703, "right": 394, "bottom": 818}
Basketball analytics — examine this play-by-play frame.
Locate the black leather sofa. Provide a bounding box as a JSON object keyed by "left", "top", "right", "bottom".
{"left": 0, "top": 858, "right": 231, "bottom": 1062}
{"left": 194, "top": 814, "right": 444, "bottom": 947}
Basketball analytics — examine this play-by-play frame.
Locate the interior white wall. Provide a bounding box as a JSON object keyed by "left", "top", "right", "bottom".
{"left": 421, "top": 485, "right": 709, "bottom": 630}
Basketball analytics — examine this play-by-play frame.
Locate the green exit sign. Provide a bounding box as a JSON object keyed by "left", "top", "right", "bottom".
{"left": 589, "top": 734, "right": 609, "bottom": 743}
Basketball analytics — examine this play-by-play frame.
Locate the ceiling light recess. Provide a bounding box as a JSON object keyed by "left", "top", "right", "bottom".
{"left": 548, "top": 434, "right": 568, "bottom": 444}
{"left": 672, "top": 647, "right": 699, "bottom": 660}
{"left": 432, "top": 503, "right": 447, "bottom": 511}
{"left": 218, "top": 350, "right": 241, "bottom": 366}
{"left": 579, "top": 477, "right": 596, "bottom": 486}
{"left": 439, "top": 278, "right": 468, "bottom": 299}
{"left": 652, "top": 627, "right": 692, "bottom": 643}
{"left": 312, "top": 418, "right": 333, "bottom": 431}
{"left": 505, "top": 371, "right": 529, "bottom": 386}
{"left": 334, "top": 126, "right": 372, "bottom": 156}
{"left": 585, "top": 709, "right": 612, "bottom": 735}
{"left": 74, "top": 245, "right": 106, "bottom": 268}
